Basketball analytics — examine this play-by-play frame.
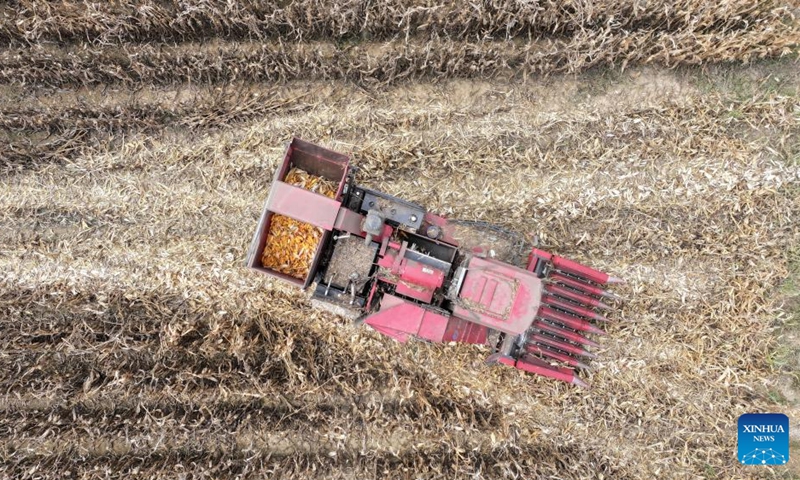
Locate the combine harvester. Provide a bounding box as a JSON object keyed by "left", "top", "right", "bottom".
{"left": 247, "top": 139, "right": 623, "bottom": 387}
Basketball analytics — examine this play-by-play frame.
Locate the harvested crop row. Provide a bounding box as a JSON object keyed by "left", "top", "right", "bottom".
{"left": 0, "top": 388, "right": 489, "bottom": 429}
{"left": 0, "top": 129, "right": 88, "bottom": 174}
{"left": 3, "top": 392, "right": 483, "bottom": 439}
{"left": 0, "top": 431, "right": 622, "bottom": 480}
{"left": 0, "top": 278, "right": 500, "bottom": 425}
{"left": 3, "top": 77, "right": 796, "bottom": 189}
{"left": 0, "top": 86, "right": 315, "bottom": 173}
{"left": 0, "top": 389, "right": 383, "bottom": 415}
{"left": 2, "top": 24, "right": 797, "bottom": 88}
{"left": 0, "top": 0, "right": 788, "bottom": 45}
{"left": 0, "top": 87, "right": 311, "bottom": 135}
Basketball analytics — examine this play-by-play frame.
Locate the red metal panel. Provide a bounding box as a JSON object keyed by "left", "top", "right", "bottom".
{"left": 452, "top": 257, "right": 542, "bottom": 335}
{"left": 542, "top": 294, "right": 609, "bottom": 322}
{"left": 545, "top": 284, "right": 611, "bottom": 310}
{"left": 364, "top": 294, "right": 421, "bottom": 343}
{"left": 401, "top": 259, "right": 445, "bottom": 289}
{"left": 368, "top": 324, "right": 411, "bottom": 343}
{"left": 416, "top": 311, "right": 450, "bottom": 342}
{"left": 515, "top": 355, "right": 587, "bottom": 387}
{"left": 377, "top": 252, "right": 394, "bottom": 270}
{"left": 378, "top": 249, "right": 444, "bottom": 303}
{"left": 443, "top": 317, "right": 488, "bottom": 344}
{"left": 364, "top": 294, "right": 451, "bottom": 343}
{"left": 493, "top": 355, "right": 516, "bottom": 367}
{"left": 396, "top": 282, "right": 435, "bottom": 303}
{"left": 266, "top": 182, "right": 342, "bottom": 231}
{"left": 529, "top": 248, "right": 624, "bottom": 287}
{"left": 527, "top": 248, "right": 552, "bottom": 272}
{"left": 551, "top": 254, "right": 610, "bottom": 285}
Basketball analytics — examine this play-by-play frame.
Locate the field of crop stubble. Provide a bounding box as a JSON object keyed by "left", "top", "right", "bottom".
{"left": 1, "top": 1, "right": 800, "bottom": 478}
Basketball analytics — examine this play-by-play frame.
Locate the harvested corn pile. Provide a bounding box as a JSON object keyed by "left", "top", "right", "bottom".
{"left": 260, "top": 168, "right": 337, "bottom": 279}
{"left": 284, "top": 167, "right": 338, "bottom": 198}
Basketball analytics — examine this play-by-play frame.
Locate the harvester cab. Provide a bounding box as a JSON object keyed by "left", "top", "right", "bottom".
{"left": 247, "top": 138, "right": 624, "bottom": 387}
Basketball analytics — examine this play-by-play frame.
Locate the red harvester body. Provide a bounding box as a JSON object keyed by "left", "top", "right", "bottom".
{"left": 247, "top": 138, "right": 624, "bottom": 387}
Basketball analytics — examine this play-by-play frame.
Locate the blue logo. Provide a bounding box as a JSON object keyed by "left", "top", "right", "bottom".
{"left": 738, "top": 413, "right": 789, "bottom": 465}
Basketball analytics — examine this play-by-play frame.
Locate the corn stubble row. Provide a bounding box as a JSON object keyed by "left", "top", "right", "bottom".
{"left": 0, "top": 88, "right": 303, "bottom": 135}
{"left": 0, "top": 87, "right": 309, "bottom": 172}
{"left": 0, "top": 285, "right": 515, "bottom": 478}
{"left": 0, "top": 0, "right": 791, "bottom": 44}
{"left": 0, "top": 0, "right": 797, "bottom": 88}
{"left": 261, "top": 168, "right": 337, "bottom": 279}
{"left": 3, "top": 24, "right": 797, "bottom": 89}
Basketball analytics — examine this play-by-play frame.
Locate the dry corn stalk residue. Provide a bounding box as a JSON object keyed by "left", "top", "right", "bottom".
{"left": 2, "top": 1, "right": 800, "bottom": 476}
{"left": 261, "top": 168, "right": 337, "bottom": 279}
